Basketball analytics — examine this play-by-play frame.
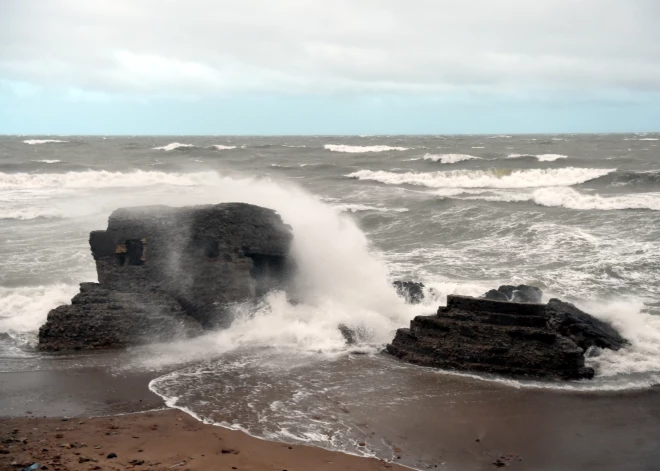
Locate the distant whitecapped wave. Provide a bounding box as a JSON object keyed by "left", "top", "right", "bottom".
{"left": 0, "top": 170, "right": 218, "bottom": 190}
{"left": 507, "top": 153, "right": 568, "bottom": 162}
{"left": 423, "top": 153, "right": 481, "bottom": 164}
{"left": 324, "top": 144, "right": 408, "bottom": 153}
{"left": 23, "top": 139, "right": 68, "bottom": 145}
{"left": 460, "top": 187, "right": 660, "bottom": 211}
{"left": 153, "top": 142, "right": 197, "bottom": 151}
{"left": 347, "top": 167, "right": 615, "bottom": 189}
{"left": 212, "top": 145, "right": 237, "bottom": 150}
{"left": 34, "top": 160, "right": 61, "bottom": 164}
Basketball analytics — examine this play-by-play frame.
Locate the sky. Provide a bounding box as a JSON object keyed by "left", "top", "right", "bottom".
{"left": 1, "top": 0, "right": 659, "bottom": 135}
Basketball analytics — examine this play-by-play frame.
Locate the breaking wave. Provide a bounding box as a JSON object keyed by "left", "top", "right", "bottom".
{"left": 324, "top": 144, "right": 408, "bottom": 153}
{"left": 23, "top": 139, "right": 68, "bottom": 145}
{"left": 461, "top": 188, "right": 660, "bottom": 211}
{"left": 423, "top": 153, "right": 481, "bottom": 164}
{"left": 153, "top": 142, "right": 197, "bottom": 151}
{"left": 0, "top": 170, "right": 219, "bottom": 190}
{"left": 347, "top": 167, "right": 615, "bottom": 189}
{"left": 0, "top": 284, "right": 80, "bottom": 345}
{"left": 35, "top": 160, "right": 61, "bottom": 164}
{"left": 508, "top": 153, "right": 568, "bottom": 162}
{"left": 212, "top": 145, "right": 237, "bottom": 150}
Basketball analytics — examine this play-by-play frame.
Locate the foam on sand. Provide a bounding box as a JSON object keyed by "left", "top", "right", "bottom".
{"left": 423, "top": 153, "right": 481, "bottom": 164}
{"left": 324, "top": 144, "right": 408, "bottom": 153}
{"left": 347, "top": 167, "right": 615, "bottom": 189}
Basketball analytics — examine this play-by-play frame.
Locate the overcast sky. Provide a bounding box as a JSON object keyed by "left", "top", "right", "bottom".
{"left": 1, "top": 0, "right": 659, "bottom": 134}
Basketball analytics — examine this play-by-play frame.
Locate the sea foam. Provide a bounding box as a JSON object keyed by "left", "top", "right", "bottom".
{"left": 347, "top": 167, "right": 615, "bottom": 189}
{"left": 423, "top": 153, "right": 481, "bottom": 164}
{"left": 153, "top": 142, "right": 197, "bottom": 151}
{"left": 324, "top": 144, "right": 408, "bottom": 153}
{"left": 507, "top": 153, "right": 568, "bottom": 162}
{"left": 23, "top": 139, "right": 68, "bottom": 145}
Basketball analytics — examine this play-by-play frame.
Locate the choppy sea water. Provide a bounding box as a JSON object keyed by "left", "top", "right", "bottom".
{"left": 1, "top": 134, "right": 660, "bottom": 468}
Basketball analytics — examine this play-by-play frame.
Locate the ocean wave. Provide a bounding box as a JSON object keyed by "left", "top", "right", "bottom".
{"left": 34, "top": 160, "right": 61, "bottom": 164}
{"left": 332, "top": 203, "right": 409, "bottom": 213}
{"left": 461, "top": 187, "right": 660, "bottom": 211}
{"left": 423, "top": 153, "right": 481, "bottom": 164}
{"left": 624, "top": 138, "right": 659, "bottom": 141}
{"left": 324, "top": 144, "right": 408, "bottom": 153}
{"left": 153, "top": 142, "right": 197, "bottom": 151}
{"left": 347, "top": 167, "right": 615, "bottom": 189}
{"left": 0, "top": 170, "right": 219, "bottom": 190}
{"left": 211, "top": 145, "right": 237, "bottom": 150}
{"left": 23, "top": 139, "right": 68, "bottom": 145}
{"left": 0, "top": 207, "right": 62, "bottom": 220}
{"left": 599, "top": 170, "right": 660, "bottom": 187}
{"left": 0, "top": 284, "right": 80, "bottom": 343}
{"left": 532, "top": 188, "right": 660, "bottom": 211}
{"left": 508, "top": 153, "right": 568, "bottom": 162}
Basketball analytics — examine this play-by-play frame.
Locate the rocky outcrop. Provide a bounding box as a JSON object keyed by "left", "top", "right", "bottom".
{"left": 483, "top": 284, "right": 543, "bottom": 303}
{"left": 387, "top": 294, "right": 628, "bottom": 380}
{"left": 393, "top": 281, "right": 425, "bottom": 304}
{"left": 39, "top": 203, "right": 293, "bottom": 351}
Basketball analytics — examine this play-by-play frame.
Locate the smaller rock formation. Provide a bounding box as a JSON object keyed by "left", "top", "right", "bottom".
{"left": 393, "top": 281, "right": 425, "bottom": 304}
{"left": 483, "top": 284, "right": 543, "bottom": 303}
{"left": 387, "top": 293, "right": 627, "bottom": 380}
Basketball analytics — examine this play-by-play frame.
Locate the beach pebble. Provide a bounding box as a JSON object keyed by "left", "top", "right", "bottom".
{"left": 107, "top": 452, "right": 117, "bottom": 459}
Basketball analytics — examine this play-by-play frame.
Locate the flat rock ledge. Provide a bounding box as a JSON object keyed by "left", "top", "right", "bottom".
{"left": 387, "top": 294, "right": 627, "bottom": 380}
{"left": 39, "top": 203, "right": 293, "bottom": 351}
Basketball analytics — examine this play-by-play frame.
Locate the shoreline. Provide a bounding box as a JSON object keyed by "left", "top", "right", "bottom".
{"left": 3, "top": 358, "right": 660, "bottom": 470}
{"left": 0, "top": 408, "right": 407, "bottom": 471}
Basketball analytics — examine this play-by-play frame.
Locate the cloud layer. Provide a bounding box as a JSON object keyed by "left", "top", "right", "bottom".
{"left": 3, "top": 0, "right": 660, "bottom": 98}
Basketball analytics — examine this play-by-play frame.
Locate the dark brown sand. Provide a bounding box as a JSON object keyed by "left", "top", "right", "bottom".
{"left": 0, "top": 409, "right": 406, "bottom": 471}
{"left": 3, "top": 366, "right": 660, "bottom": 470}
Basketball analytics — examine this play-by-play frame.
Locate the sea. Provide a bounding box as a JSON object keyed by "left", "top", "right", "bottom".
{"left": 1, "top": 134, "right": 660, "bottom": 468}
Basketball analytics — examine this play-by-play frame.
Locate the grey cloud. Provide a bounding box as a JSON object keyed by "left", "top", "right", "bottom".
{"left": 1, "top": 0, "right": 659, "bottom": 96}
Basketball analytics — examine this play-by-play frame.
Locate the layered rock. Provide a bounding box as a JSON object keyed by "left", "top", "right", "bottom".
{"left": 387, "top": 294, "right": 627, "bottom": 380}
{"left": 39, "top": 203, "right": 293, "bottom": 351}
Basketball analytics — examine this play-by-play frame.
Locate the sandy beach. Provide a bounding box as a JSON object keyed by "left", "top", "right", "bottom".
{"left": 0, "top": 409, "right": 408, "bottom": 471}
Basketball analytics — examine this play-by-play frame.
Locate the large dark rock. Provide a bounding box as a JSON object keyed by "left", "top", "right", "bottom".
{"left": 39, "top": 203, "right": 293, "bottom": 351}
{"left": 393, "top": 281, "right": 425, "bottom": 304}
{"left": 39, "top": 283, "right": 202, "bottom": 350}
{"left": 387, "top": 294, "right": 628, "bottom": 380}
{"left": 483, "top": 285, "right": 543, "bottom": 303}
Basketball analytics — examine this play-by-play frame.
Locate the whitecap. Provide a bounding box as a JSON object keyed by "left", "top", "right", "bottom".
{"left": 34, "top": 160, "right": 61, "bottom": 164}
{"left": 211, "top": 145, "right": 237, "bottom": 150}
{"left": 324, "top": 144, "right": 408, "bottom": 153}
{"left": 347, "top": 167, "right": 615, "bottom": 189}
{"left": 23, "top": 139, "right": 68, "bottom": 145}
{"left": 153, "top": 142, "right": 197, "bottom": 151}
{"left": 423, "top": 153, "right": 481, "bottom": 164}
{"left": 508, "top": 153, "right": 568, "bottom": 162}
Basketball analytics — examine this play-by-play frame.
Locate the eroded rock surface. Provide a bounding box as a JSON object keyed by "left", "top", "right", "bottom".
{"left": 387, "top": 293, "right": 627, "bottom": 380}
{"left": 39, "top": 203, "right": 293, "bottom": 351}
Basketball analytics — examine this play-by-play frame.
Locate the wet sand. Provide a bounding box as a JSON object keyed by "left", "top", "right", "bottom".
{"left": 2, "top": 366, "right": 660, "bottom": 470}
{"left": 0, "top": 409, "right": 406, "bottom": 471}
